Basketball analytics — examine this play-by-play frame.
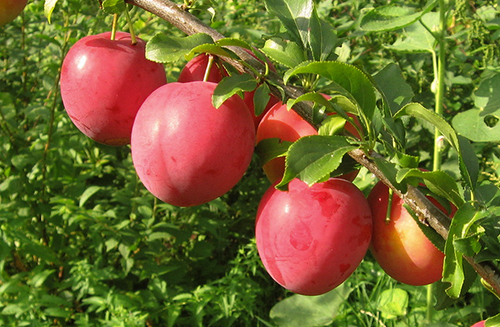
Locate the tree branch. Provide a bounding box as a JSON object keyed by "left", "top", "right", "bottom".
{"left": 127, "top": 0, "right": 500, "bottom": 298}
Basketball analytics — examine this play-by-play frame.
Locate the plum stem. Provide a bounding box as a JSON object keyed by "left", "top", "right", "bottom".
{"left": 124, "top": 5, "right": 138, "bottom": 45}
{"left": 203, "top": 54, "right": 215, "bottom": 82}
{"left": 385, "top": 188, "right": 393, "bottom": 224}
{"left": 111, "top": 13, "right": 118, "bottom": 40}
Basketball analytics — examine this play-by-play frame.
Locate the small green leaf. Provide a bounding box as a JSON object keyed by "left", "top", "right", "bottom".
{"left": 284, "top": 61, "right": 376, "bottom": 122}
{"left": 377, "top": 288, "right": 408, "bottom": 318}
{"left": 318, "top": 115, "right": 346, "bottom": 136}
{"left": 486, "top": 312, "right": 500, "bottom": 327}
{"left": 396, "top": 169, "right": 464, "bottom": 208}
{"left": 255, "top": 138, "right": 292, "bottom": 167}
{"left": 372, "top": 63, "right": 414, "bottom": 115}
{"left": 452, "top": 72, "right": 500, "bottom": 142}
{"left": 359, "top": 0, "right": 438, "bottom": 32}
{"left": 264, "top": 0, "right": 314, "bottom": 48}
{"left": 443, "top": 203, "right": 482, "bottom": 298}
{"left": 253, "top": 83, "right": 272, "bottom": 117}
{"left": 44, "top": 0, "right": 59, "bottom": 23}
{"left": 101, "top": 0, "right": 126, "bottom": 14}
{"left": 146, "top": 33, "right": 214, "bottom": 63}
{"left": 277, "top": 135, "right": 358, "bottom": 190}
{"left": 270, "top": 283, "right": 352, "bottom": 327}
{"left": 262, "top": 38, "right": 306, "bottom": 68}
{"left": 79, "top": 186, "right": 101, "bottom": 207}
{"left": 395, "top": 103, "right": 478, "bottom": 191}
{"left": 309, "top": 8, "right": 337, "bottom": 61}
{"left": 386, "top": 12, "right": 439, "bottom": 53}
{"left": 212, "top": 74, "right": 257, "bottom": 109}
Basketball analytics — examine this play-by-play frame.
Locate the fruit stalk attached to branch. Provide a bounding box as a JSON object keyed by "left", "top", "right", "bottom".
{"left": 125, "top": 0, "right": 500, "bottom": 298}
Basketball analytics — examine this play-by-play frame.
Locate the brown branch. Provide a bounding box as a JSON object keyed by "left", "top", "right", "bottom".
{"left": 127, "top": 0, "right": 500, "bottom": 297}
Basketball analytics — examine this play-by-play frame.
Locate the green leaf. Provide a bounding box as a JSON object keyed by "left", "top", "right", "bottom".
{"left": 386, "top": 12, "right": 439, "bottom": 53}
{"left": 264, "top": 0, "right": 314, "bottom": 48}
{"left": 394, "top": 103, "right": 477, "bottom": 191}
{"left": 396, "top": 169, "right": 464, "bottom": 208}
{"left": 443, "top": 203, "right": 482, "bottom": 298}
{"left": 262, "top": 38, "right": 306, "bottom": 68}
{"left": 212, "top": 74, "right": 257, "bottom": 109}
{"left": 452, "top": 109, "right": 500, "bottom": 142}
{"left": 452, "top": 72, "right": 500, "bottom": 142}
{"left": 276, "top": 135, "right": 358, "bottom": 190}
{"left": 185, "top": 44, "right": 233, "bottom": 61}
{"left": 253, "top": 83, "right": 272, "bottom": 117}
{"left": 377, "top": 288, "right": 408, "bottom": 319}
{"left": 373, "top": 63, "right": 414, "bottom": 115}
{"left": 318, "top": 115, "right": 347, "bottom": 136}
{"left": 255, "top": 138, "right": 293, "bottom": 167}
{"left": 309, "top": 8, "right": 337, "bottom": 61}
{"left": 29, "top": 269, "right": 56, "bottom": 288}
{"left": 146, "top": 33, "right": 214, "bottom": 63}
{"left": 359, "top": 0, "right": 438, "bottom": 32}
{"left": 486, "top": 313, "right": 500, "bottom": 327}
{"left": 284, "top": 61, "right": 376, "bottom": 122}
{"left": 101, "top": 0, "right": 126, "bottom": 14}
{"left": 79, "top": 186, "right": 101, "bottom": 207}
{"left": 270, "top": 283, "right": 352, "bottom": 327}
{"left": 44, "top": 0, "right": 59, "bottom": 23}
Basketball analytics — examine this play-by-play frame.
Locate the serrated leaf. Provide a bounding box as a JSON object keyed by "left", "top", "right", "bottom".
{"left": 185, "top": 44, "right": 232, "bottom": 61}
{"left": 44, "top": 0, "right": 59, "bottom": 23}
{"left": 212, "top": 74, "right": 257, "bottom": 108}
{"left": 373, "top": 63, "right": 414, "bottom": 115}
{"left": 253, "top": 83, "right": 272, "bottom": 117}
{"left": 286, "top": 91, "right": 351, "bottom": 122}
{"left": 101, "top": 0, "right": 126, "bottom": 14}
{"left": 394, "top": 103, "right": 478, "bottom": 191}
{"left": 270, "top": 283, "right": 352, "bottom": 327}
{"left": 318, "top": 115, "right": 346, "bottom": 136}
{"left": 396, "top": 169, "right": 464, "bottom": 208}
{"left": 359, "top": 0, "right": 438, "bottom": 32}
{"left": 309, "top": 8, "right": 337, "bottom": 61}
{"left": 262, "top": 38, "right": 305, "bottom": 68}
{"left": 79, "top": 186, "right": 101, "bottom": 207}
{"left": 264, "top": 0, "right": 314, "bottom": 48}
{"left": 284, "top": 61, "right": 376, "bottom": 122}
{"left": 276, "top": 135, "right": 358, "bottom": 190}
{"left": 146, "top": 33, "right": 214, "bottom": 63}
{"left": 255, "top": 138, "right": 292, "bottom": 166}
{"left": 443, "top": 203, "right": 482, "bottom": 298}
{"left": 386, "top": 12, "right": 439, "bottom": 53}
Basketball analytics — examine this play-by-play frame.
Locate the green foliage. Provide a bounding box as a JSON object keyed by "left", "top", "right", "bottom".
{"left": 2, "top": 0, "right": 500, "bottom": 326}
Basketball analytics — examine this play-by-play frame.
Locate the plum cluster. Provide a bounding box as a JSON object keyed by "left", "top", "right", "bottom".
{"left": 59, "top": 33, "right": 454, "bottom": 296}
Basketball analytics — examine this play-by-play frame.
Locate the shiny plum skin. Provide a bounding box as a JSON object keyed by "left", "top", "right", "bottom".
{"left": 256, "top": 101, "right": 360, "bottom": 183}
{"left": 368, "top": 181, "right": 455, "bottom": 286}
{"left": 131, "top": 81, "right": 255, "bottom": 207}
{"left": 60, "top": 32, "right": 167, "bottom": 146}
{"left": 255, "top": 178, "right": 373, "bottom": 295}
{"left": 0, "top": 0, "right": 28, "bottom": 26}
{"left": 471, "top": 321, "right": 485, "bottom": 327}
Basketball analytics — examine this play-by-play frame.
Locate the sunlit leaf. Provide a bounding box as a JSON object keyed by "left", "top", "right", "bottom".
{"left": 270, "top": 283, "right": 352, "bottom": 327}
{"left": 212, "top": 74, "right": 257, "bottom": 108}
{"left": 359, "top": 0, "right": 438, "bottom": 32}
{"left": 264, "top": 0, "right": 314, "bottom": 48}
{"left": 146, "top": 33, "right": 214, "bottom": 63}
{"left": 277, "top": 135, "right": 358, "bottom": 189}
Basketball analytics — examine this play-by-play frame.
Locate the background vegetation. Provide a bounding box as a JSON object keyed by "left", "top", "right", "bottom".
{"left": 1, "top": 0, "right": 499, "bottom": 326}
